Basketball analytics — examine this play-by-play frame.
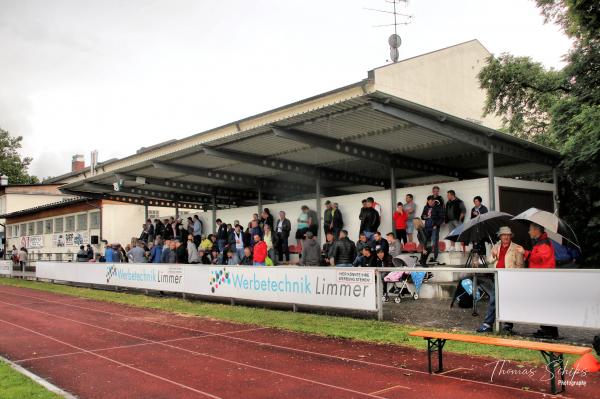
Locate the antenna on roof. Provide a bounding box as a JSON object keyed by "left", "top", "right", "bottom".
{"left": 365, "top": 0, "right": 413, "bottom": 63}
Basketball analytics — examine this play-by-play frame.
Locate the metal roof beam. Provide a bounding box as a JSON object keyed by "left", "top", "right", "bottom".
{"left": 116, "top": 173, "right": 279, "bottom": 202}
{"left": 370, "top": 101, "right": 556, "bottom": 166}
{"left": 202, "top": 146, "right": 387, "bottom": 188}
{"left": 272, "top": 127, "right": 478, "bottom": 179}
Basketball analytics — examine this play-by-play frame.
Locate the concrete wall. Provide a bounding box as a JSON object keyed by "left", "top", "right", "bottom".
{"left": 101, "top": 203, "right": 146, "bottom": 245}
{"left": 372, "top": 40, "right": 503, "bottom": 130}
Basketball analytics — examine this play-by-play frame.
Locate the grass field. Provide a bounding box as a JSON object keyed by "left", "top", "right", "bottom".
{"left": 0, "top": 277, "right": 593, "bottom": 367}
{"left": 0, "top": 358, "right": 60, "bottom": 399}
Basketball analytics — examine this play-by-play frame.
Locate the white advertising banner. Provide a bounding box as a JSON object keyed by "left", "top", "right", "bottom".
{"left": 497, "top": 269, "right": 600, "bottom": 329}
{"left": 0, "top": 260, "right": 12, "bottom": 276}
{"left": 36, "top": 263, "right": 377, "bottom": 312}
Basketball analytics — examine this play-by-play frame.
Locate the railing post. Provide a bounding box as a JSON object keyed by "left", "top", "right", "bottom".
{"left": 376, "top": 269, "right": 383, "bottom": 321}
{"left": 494, "top": 270, "right": 500, "bottom": 332}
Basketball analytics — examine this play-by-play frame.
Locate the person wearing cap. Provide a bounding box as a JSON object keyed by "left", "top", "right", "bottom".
{"left": 300, "top": 231, "right": 320, "bottom": 266}
{"left": 477, "top": 226, "right": 523, "bottom": 334}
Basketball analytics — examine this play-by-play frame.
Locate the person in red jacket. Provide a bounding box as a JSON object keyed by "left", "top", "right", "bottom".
{"left": 516, "top": 223, "right": 558, "bottom": 338}
{"left": 252, "top": 234, "right": 268, "bottom": 266}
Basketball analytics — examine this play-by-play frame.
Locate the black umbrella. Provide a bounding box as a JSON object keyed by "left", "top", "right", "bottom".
{"left": 445, "top": 211, "right": 530, "bottom": 247}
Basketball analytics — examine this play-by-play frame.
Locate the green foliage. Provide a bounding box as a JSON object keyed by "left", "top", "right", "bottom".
{"left": 478, "top": 0, "right": 600, "bottom": 264}
{"left": 0, "top": 128, "right": 39, "bottom": 184}
{"left": 0, "top": 360, "right": 60, "bottom": 399}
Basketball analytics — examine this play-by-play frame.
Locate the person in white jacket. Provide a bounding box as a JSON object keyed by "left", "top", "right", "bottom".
{"left": 187, "top": 235, "right": 199, "bottom": 264}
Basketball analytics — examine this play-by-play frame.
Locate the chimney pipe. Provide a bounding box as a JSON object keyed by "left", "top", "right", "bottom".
{"left": 72, "top": 154, "right": 85, "bottom": 172}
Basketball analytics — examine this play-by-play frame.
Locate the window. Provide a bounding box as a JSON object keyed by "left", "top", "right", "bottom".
{"left": 77, "top": 214, "right": 87, "bottom": 230}
{"left": 89, "top": 212, "right": 100, "bottom": 229}
{"left": 36, "top": 221, "right": 44, "bottom": 235}
{"left": 28, "top": 222, "right": 35, "bottom": 235}
{"left": 148, "top": 210, "right": 160, "bottom": 220}
{"left": 65, "top": 216, "right": 75, "bottom": 232}
{"left": 12, "top": 225, "right": 18, "bottom": 238}
{"left": 44, "top": 219, "right": 53, "bottom": 234}
{"left": 20, "top": 224, "right": 26, "bottom": 237}
{"left": 54, "top": 218, "right": 64, "bottom": 233}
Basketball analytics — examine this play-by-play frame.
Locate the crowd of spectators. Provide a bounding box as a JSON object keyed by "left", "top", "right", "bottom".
{"left": 94, "top": 186, "right": 488, "bottom": 267}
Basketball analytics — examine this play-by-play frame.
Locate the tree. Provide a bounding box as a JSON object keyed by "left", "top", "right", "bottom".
{"left": 0, "top": 127, "right": 39, "bottom": 184}
{"left": 478, "top": 0, "right": 600, "bottom": 265}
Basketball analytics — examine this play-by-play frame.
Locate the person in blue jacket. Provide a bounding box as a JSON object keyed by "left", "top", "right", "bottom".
{"left": 149, "top": 239, "right": 163, "bottom": 263}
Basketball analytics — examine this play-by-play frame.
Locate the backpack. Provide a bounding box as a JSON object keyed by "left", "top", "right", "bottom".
{"left": 450, "top": 279, "right": 484, "bottom": 309}
{"left": 551, "top": 240, "right": 576, "bottom": 266}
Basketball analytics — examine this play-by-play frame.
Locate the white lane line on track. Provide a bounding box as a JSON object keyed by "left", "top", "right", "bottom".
{"left": 0, "top": 288, "right": 551, "bottom": 398}
{"left": 0, "top": 298, "right": 389, "bottom": 399}
{"left": 0, "top": 317, "right": 222, "bottom": 399}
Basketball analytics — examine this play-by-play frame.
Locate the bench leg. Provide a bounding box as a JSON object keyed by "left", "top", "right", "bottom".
{"left": 426, "top": 338, "right": 446, "bottom": 373}
{"left": 540, "top": 351, "right": 565, "bottom": 395}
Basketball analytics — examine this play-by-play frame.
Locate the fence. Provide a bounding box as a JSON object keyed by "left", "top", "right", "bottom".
{"left": 2, "top": 261, "right": 599, "bottom": 331}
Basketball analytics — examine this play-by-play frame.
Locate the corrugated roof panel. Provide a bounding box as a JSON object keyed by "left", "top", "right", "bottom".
{"left": 167, "top": 153, "right": 235, "bottom": 169}
{"left": 222, "top": 133, "right": 308, "bottom": 156}
{"left": 275, "top": 147, "right": 356, "bottom": 166}
{"left": 172, "top": 175, "right": 232, "bottom": 186}
{"left": 216, "top": 163, "right": 280, "bottom": 177}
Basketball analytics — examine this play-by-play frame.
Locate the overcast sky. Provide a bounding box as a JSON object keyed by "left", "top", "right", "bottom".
{"left": 0, "top": 0, "right": 572, "bottom": 179}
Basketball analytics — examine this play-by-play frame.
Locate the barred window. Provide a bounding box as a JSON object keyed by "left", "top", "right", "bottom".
{"left": 77, "top": 214, "right": 87, "bottom": 230}
{"left": 44, "top": 219, "right": 53, "bottom": 234}
{"left": 20, "top": 224, "right": 26, "bottom": 236}
{"left": 36, "top": 221, "right": 44, "bottom": 235}
{"left": 89, "top": 212, "right": 100, "bottom": 229}
{"left": 54, "top": 218, "right": 64, "bottom": 233}
{"left": 28, "top": 222, "right": 35, "bottom": 235}
{"left": 12, "top": 225, "right": 19, "bottom": 238}
{"left": 65, "top": 216, "right": 75, "bottom": 232}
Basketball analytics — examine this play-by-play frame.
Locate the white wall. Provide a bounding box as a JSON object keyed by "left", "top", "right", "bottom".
{"left": 101, "top": 203, "right": 145, "bottom": 245}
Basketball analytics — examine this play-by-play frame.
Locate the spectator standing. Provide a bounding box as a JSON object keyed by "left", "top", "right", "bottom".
{"left": 104, "top": 244, "right": 116, "bottom": 263}
{"left": 404, "top": 194, "right": 417, "bottom": 243}
{"left": 161, "top": 241, "right": 177, "bottom": 264}
{"left": 307, "top": 206, "right": 319, "bottom": 237}
{"left": 300, "top": 231, "right": 320, "bottom": 266}
{"left": 127, "top": 241, "right": 146, "bottom": 263}
{"left": 329, "top": 230, "right": 356, "bottom": 267}
{"left": 215, "top": 219, "right": 228, "bottom": 252}
{"left": 154, "top": 219, "right": 165, "bottom": 240}
{"left": 163, "top": 218, "right": 173, "bottom": 240}
{"left": 145, "top": 219, "right": 155, "bottom": 243}
{"left": 323, "top": 200, "right": 333, "bottom": 236}
{"left": 252, "top": 234, "right": 268, "bottom": 266}
{"left": 275, "top": 211, "right": 291, "bottom": 263}
{"left": 18, "top": 247, "right": 28, "bottom": 268}
{"left": 358, "top": 199, "right": 368, "bottom": 236}
{"left": 192, "top": 215, "right": 203, "bottom": 246}
{"left": 471, "top": 196, "right": 489, "bottom": 254}
{"left": 330, "top": 202, "right": 344, "bottom": 238}
{"left": 369, "top": 196, "right": 382, "bottom": 216}
{"left": 187, "top": 235, "right": 199, "bottom": 263}
{"left": 446, "top": 190, "right": 466, "bottom": 250}
{"left": 361, "top": 198, "right": 380, "bottom": 240}
{"left": 392, "top": 202, "right": 408, "bottom": 244}
{"left": 431, "top": 186, "right": 445, "bottom": 209}
{"left": 260, "top": 208, "right": 274, "bottom": 232}
{"left": 263, "top": 224, "right": 276, "bottom": 265}
{"left": 230, "top": 224, "right": 245, "bottom": 261}
{"left": 295, "top": 206, "right": 310, "bottom": 247}
{"left": 249, "top": 220, "right": 263, "bottom": 247}
{"left": 386, "top": 232, "right": 402, "bottom": 258}
{"left": 421, "top": 195, "right": 444, "bottom": 263}
{"left": 476, "top": 226, "right": 524, "bottom": 334}
{"left": 240, "top": 247, "right": 253, "bottom": 265}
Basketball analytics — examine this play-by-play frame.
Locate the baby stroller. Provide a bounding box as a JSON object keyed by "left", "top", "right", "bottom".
{"left": 383, "top": 254, "right": 431, "bottom": 303}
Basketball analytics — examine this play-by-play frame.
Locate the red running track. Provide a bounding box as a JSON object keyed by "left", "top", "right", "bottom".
{"left": 0, "top": 285, "right": 597, "bottom": 398}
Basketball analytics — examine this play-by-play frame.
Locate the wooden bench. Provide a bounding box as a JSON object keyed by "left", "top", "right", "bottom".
{"left": 410, "top": 330, "right": 592, "bottom": 395}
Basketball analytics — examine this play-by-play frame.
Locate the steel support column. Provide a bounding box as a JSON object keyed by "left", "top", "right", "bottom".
{"left": 144, "top": 203, "right": 148, "bottom": 222}
{"left": 175, "top": 205, "right": 179, "bottom": 219}
{"left": 212, "top": 196, "right": 217, "bottom": 234}
{"left": 552, "top": 168, "right": 559, "bottom": 216}
{"left": 390, "top": 168, "right": 396, "bottom": 233}
{"left": 488, "top": 146, "right": 496, "bottom": 211}
{"left": 257, "top": 184, "right": 263, "bottom": 214}
{"left": 315, "top": 177, "right": 321, "bottom": 241}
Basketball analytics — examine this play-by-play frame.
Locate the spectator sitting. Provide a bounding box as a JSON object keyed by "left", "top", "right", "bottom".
{"left": 149, "top": 239, "right": 163, "bottom": 263}
{"left": 263, "top": 224, "right": 276, "bottom": 266}
{"left": 187, "top": 235, "right": 199, "bottom": 264}
{"left": 200, "top": 234, "right": 215, "bottom": 251}
{"left": 252, "top": 234, "right": 268, "bottom": 266}
{"left": 210, "top": 248, "right": 221, "bottom": 265}
{"left": 198, "top": 249, "right": 211, "bottom": 265}
{"left": 229, "top": 224, "right": 245, "bottom": 261}
{"left": 476, "top": 226, "right": 524, "bottom": 334}
{"left": 240, "top": 247, "right": 253, "bottom": 265}
{"left": 370, "top": 231, "right": 389, "bottom": 257}
{"left": 86, "top": 244, "right": 94, "bottom": 260}
{"left": 329, "top": 230, "right": 356, "bottom": 267}
{"left": 376, "top": 248, "right": 394, "bottom": 300}
{"left": 352, "top": 233, "right": 370, "bottom": 266}
{"left": 300, "top": 231, "right": 320, "bottom": 266}
{"left": 359, "top": 246, "right": 376, "bottom": 267}
{"left": 321, "top": 232, "right": 335, "bottom": 266}
{"left": 76, "top": 245, "right": 88, "bottom": 262}
{"left": 104, "top": 244, "right": 116, "bottom": 263}
{"left": 386, "top": 232, "right": 401, "bottom": 258}
{"left": 225, "top": 249, "right": 239, "bottom": 265}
